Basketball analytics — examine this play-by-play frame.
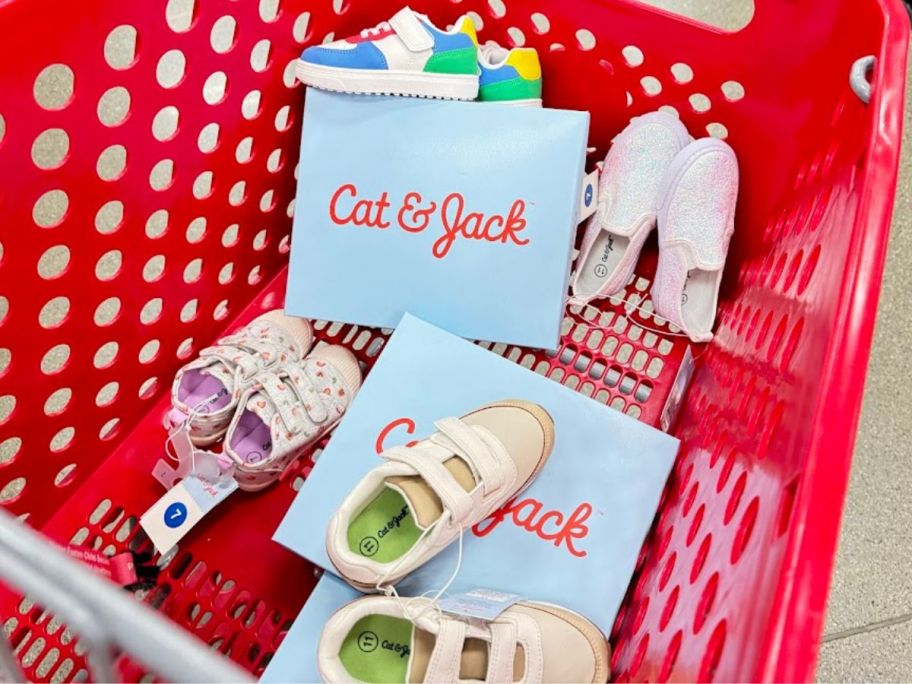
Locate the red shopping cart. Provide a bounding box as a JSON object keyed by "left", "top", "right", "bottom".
{"left": 0, "top": 0, "right": 906, "bottom": 680}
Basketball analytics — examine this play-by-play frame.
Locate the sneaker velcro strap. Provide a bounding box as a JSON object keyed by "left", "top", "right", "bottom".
{"left": 199, "top": 336, "right": 285, "bottom": 380}
{"left": 200, "top": 345, "right": 260, "bottom": 378}
{"left": 383, "top": 446, "right": 475, "bottom": 525}
{"left": 432, "top": 418, "right": 507, "bottom": 495}
{"left": 290, "top": 365, "right": 330, "bottom": 424}
{"left": 485, "top": 622, "right": 519, "bottom": 683}
{"left": 389, "top": 7, "right": 434, "bottom": 52}
{"left": 259, "top": 372, "right": 307, "bottom": 434}
{"left": 424, "top": 618, "right": 467, "bottom": 683}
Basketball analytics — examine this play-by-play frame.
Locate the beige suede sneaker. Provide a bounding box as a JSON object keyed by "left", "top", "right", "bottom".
{"left": 326, "top": 401, "right": 555, "bottom": 591}
{"left": 317, "top": 595, "right": 610, "bottom": 683}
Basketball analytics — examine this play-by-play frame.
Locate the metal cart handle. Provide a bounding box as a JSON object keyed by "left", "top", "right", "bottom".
{"left": 0, "top": 509, "right": 249, "bottom": 683}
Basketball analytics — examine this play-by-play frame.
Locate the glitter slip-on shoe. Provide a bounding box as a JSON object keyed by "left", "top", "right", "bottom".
{"left": 317, "top": 595, "right": 610, "bottom": 683}
{"left": 296, "top": 7, "right": 479, "bottom": 101}
{"left": 223, "top": 345, "right": 362, "bottom": 492}
{"left": 168, "top": 310, "right": 313, "bottom": 446}
{"left": 652, "top": 137, "right": 740, "bottom": 343}
{"left": 570, "top": 111, "right": 690, "bottom": 306}
{"left": 326, "top": 401, "right": 554, "bottom": 591}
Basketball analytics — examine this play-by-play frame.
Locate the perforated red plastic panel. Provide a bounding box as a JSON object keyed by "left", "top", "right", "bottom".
{"left": 0, "top": 0, "right": 906, "bottom": 681}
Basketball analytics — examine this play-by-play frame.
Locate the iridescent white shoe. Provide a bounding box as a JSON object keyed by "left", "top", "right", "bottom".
{"left": 652, "top": 138, "right": 740, "bottom": 343}
{"left": 571, "top": 112, "right": 690, "bottom": 305}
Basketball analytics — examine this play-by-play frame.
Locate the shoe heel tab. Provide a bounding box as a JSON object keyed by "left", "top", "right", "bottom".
{"left": 506, "top": 48, "right": 541, "bottom": 80}
{"left": 457, "top": 15, "right": 479, "bottom": 46}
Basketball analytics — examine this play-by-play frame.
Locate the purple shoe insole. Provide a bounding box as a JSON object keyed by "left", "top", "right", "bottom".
{"left": 229, "top": 410, "right": 273, "bottom": 465}
{"left": 177, "top": 369, "right": 232, "bottom": 413}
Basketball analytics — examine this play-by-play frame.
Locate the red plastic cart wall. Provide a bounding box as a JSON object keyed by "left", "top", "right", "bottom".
{"left": 0, "top": 0, "right": 906, "bottom": 681}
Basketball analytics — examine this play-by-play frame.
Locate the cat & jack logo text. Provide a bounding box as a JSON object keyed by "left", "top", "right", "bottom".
{"left": 328, "top": 183, "right": 531, "bottom": 259}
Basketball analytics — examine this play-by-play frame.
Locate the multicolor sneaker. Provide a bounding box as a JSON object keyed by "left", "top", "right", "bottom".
{"left": 224, "top": 345, "right": 362, "bottom": 491}
{"left": 477, "top": 41, "right": 542, "bottom": 106}
{"left": 168, "top": 311, "right": 313, "bottom": 447}
{"left": 296, "top": 7, "right": 479, "bottom": 100}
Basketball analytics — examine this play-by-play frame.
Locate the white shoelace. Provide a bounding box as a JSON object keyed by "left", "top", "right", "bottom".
{"left": 375, "top": 524, "right": 465, "bottom": 625}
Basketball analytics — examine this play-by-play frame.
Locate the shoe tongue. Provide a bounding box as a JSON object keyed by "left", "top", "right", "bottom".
{"left": 406, "top": 630, "right": 436, "bottom": 684}
{"left": 385, "top": 456, "right": 477, "bottom": 529}
{"left": 479, "top": 41, "right": 510, "bottom": 66}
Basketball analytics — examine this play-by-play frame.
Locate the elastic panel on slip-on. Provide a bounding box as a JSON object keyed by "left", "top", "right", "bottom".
{"left": 339, "top": 614, "right": 414, "bottom": 684}
{"left": 254, "top": 309, "right": 314, "bottom": 359}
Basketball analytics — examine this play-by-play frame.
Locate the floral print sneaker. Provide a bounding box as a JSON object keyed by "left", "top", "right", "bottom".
{"left": 168, "top": 310, "right": 314, "bottom": 446}
{"left": 224, "top": 345, "right": 362, "bottom": 492}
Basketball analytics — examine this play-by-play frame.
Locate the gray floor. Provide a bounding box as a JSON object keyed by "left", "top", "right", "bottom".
{"left": 642, "top": 1, "right": 912, "bottom": 680}
{"left": 816, "top": 43, "right": 912, "bottom": 682}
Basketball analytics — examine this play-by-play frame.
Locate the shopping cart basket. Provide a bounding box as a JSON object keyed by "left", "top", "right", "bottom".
{"left": 0, "top": 0, "right": 907, "bottom": 680}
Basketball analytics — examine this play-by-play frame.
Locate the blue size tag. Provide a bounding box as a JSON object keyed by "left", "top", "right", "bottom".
{"left": 578, "top": 169, "right": 600, "bottom": 222}
{"left": 439, "top": 588, "right": 524, "bottom": 622}
{"left": 140, "top": 475, "right": 239, "bottom": 553}
{"left": 164, "top": 502, "right": 188, "bottom": 529}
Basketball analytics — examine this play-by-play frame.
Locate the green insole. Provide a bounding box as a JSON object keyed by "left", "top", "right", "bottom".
{"left": 347, "top": 487, "right": 423, "bottom": 563}
{"left": 339, "top": 614, "right": 414, "bottom": 683}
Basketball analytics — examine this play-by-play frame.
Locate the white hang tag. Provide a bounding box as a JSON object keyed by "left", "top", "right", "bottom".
{"left": 140, "top": 474, "right": 239, "bottom": 554}
{"left": 439, "top": 588, "right": 524, "bottom": 621}
{"left": 152, "top": 424, "right": 234, "bottom": 490}
{"left": 578, "top": 169, "right": 599, "bottom": 223}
